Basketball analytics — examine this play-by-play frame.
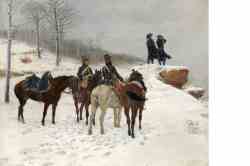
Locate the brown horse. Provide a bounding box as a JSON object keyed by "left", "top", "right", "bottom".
{"left": 114, "top": 70, "right": 147, "bottom": 138}
{"left": 14, "top": 75, "right": 74, "bottom": 126}
{"left": 70, "top": 69, "right": 102, "bottom": 124}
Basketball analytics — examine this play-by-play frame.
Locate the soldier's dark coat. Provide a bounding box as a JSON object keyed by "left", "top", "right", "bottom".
{"left": 77, "top": 64, "right": 93, "bottom": 80}
{"left": 101, "top": 64, "right": 124, "bottom": 84}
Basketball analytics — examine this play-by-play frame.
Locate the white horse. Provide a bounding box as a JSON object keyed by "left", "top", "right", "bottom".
{"left": 88, "top": 84, "right": 122, "bottom": 135}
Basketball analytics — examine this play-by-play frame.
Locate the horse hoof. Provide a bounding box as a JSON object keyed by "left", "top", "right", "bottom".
{"left": 139, "top": 126, "right": 142, "bottom": 130}
{"left": 128, "top": 131, "right": 131, "bottom": 136}
{"left": 101, "top": 131, "right": 104, "bottom": 135}
{"left": 88, "top": 130, "right": 92, "bottom": 135}
{"left": 52, "top": 122, "right": 56, "bottom": 125}
{"left": 131, "top": 134, "right": 135, "bottom": 138}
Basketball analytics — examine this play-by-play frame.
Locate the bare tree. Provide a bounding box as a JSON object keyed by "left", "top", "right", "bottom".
{"left": 21, "top": 1, "right": 46, "bottom": 58}
{"left": 44, "top": 0, "right": 77, "bottom": 66}
{"left": 4, "top": 0, "right": 26, "bottom": 103}
{"left": 4, "top": 0, "right": 13, "bottom": 103}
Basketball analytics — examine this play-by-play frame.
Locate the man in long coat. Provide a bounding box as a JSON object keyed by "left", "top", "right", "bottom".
{"left": 146, "top": 33, "right": 158, "bottom": 64}
{"left": 156, "top": 34, "right": 171, "bottom": 65}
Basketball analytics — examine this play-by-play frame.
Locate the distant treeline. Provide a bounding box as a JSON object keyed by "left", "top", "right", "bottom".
{"left": 0, "top": 29, "right": 142, "bottom": 64}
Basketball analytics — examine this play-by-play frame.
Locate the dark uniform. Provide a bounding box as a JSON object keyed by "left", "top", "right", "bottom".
{"left": 156, "top": 35, "right": 171, "bottom": 66}
{"left": 77, "top": 56, "right": 93, "bottom": 80}
{"left": 101, "top": 54, "right": 124, "bottom": 85}
{"left": 77, "top": 64, "right": 93, "bottom": 80}
{"left": 146, "top": 33, "right": 158, "bottom": 64}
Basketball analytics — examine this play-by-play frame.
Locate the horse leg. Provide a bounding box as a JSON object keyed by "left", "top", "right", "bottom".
{"left": 88, "top": 103, "right": 97, "bottom": 135}
{"left": 131, "top": 106, "right": 138, "bottom": 138}
{"left": 124, "top": 107, "right": 131, "bottom": 136}
{"left": 139, "top": 107, "right": 143, "bottom": 130}
{"left": 73, "top": 96, "right": 79, "bottom": 122}
{"left": 79, "top": 103, "right": 84, "bottom": 121}
{"left": 117, "top": 107, "right": 122, "bottom": 128}
{"left": 52, "top": 104, "right": 57, "bottom": 124}
{"left": 99, "top": 108, "right": 106, "bottom": 135}
{"left": 85, "top": 104, "right": 89, "bottom": 125}
{"left": 41, "top": 104, "right": 49, "bottom": 126}
{"left": 18, "top": 98, "right": 27, "bottom": 123}
{"left": 113, "top": 108, "right": 118, "bottom": 127}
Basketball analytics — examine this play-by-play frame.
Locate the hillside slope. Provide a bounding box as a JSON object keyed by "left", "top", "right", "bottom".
{"left": 0, "top": 42, "right": 208, "bottom": 166}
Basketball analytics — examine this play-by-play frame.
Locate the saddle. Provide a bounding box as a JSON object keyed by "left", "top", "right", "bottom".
{"left": 23, "top": 73, "right": 51, "bottom": 92}
{"left": 126, "top": 81, "right": 146, "bottom": 102}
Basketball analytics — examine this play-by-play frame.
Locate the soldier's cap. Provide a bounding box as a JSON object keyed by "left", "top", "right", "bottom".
{"left": 146, "top": 33, "right": 153, "bottom": 39}
{"left": 81, "top": 56, "right": 89, "bottom": 61}
{"left": 157, "top": 34, "right": 164, "bottom": 38}
{"left": 104, "top": 54, "right": 111, "bottom": 59}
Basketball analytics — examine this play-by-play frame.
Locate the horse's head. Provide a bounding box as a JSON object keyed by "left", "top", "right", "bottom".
{"left": 128, "top": 69, "right": 144, "bottom": 82}
{"left": 49, "top": 75, "right": 74, "bottom": 91}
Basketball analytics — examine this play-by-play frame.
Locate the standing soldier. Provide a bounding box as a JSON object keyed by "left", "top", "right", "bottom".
{"left": 77, "top": 56, "right": 93, "bottom": 88}
{"left": 156, "top": 34, "right": 171, "bottom": 66}
{"left": 146, "top": 33, "right": 158, "bottom": 64}
{"left": 101, "top": 54, "right": 124, "bottom": 85}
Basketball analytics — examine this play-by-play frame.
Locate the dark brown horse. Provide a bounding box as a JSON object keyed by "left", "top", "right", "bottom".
{"left": 70, "top": 69, "right": 102, "bottom": 124}
{"left": 14, "top": 75, "right": 74, "bottom": 126}
{"left": 114, "top": 70, "right": 147, "bottom": 138}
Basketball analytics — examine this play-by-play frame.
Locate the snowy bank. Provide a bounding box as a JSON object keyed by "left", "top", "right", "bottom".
{"left": 0, "top": 41, "right": 208, "bottom": 166}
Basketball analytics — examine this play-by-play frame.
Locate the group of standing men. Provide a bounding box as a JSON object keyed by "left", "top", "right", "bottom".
{"left": 146, "top": 33, "right": 172, "bottom": 65}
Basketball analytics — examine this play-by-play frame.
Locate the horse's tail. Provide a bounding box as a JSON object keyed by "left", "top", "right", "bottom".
{"left": 126, "top": 91, "right": 146, "bottom": 102}
{"left": 14, "top": 81, "right": 24, "bottom": 99}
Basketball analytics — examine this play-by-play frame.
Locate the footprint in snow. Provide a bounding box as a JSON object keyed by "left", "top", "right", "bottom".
{"left": 103, "top": 151, "right": 111, "bottom": 156}
{"left": 82, "top": 154, "right": 93, "bottom": 159}
{"left": 0, "top": 158, "right": 9, "bottom": 166}
{"left": 42, "top": 162, "right": 54, "bottom": 166}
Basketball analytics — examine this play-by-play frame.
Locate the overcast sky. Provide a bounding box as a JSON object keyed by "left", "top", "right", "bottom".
{"left": 0, "top": 0, "right": 208, "bottom": 89}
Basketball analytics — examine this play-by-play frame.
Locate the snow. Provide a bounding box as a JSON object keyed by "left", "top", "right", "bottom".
{"left": 185, "top": 86, "right": 204, "bottom": 92}
{"left": 159, "top": 65, "right": 189, "bottom": 72}
{"left": 0, "top": 41, "right": 208, "bottom": 166}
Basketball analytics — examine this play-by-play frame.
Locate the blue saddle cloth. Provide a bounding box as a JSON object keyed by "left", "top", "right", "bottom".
{"left": 23, "top": 72, "right": 51, "bottom": 91}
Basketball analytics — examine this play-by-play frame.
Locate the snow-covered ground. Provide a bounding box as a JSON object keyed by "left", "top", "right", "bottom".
{"left": 0, "top": 41, "right": 208, "bottom": 166}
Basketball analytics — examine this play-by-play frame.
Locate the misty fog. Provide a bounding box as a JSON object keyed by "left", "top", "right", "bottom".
{"left": 0, "top": 0, "right": 208, "bottom": 91}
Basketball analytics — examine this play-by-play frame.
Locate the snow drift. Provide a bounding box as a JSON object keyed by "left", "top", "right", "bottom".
{"left": 0, "top": 41, "right": 208, "bottom": 166}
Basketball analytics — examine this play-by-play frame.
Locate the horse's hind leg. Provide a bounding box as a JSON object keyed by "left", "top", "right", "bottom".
{"left": 79, "top": 103, "right": 84, "bottom": 121}
{"left": 117, "top": 107, "right": 122, "bottom": 128}
{"left": 113, "top": 108, "right": 118, "bottom": 127}
{"left": 139, "top": 108, "right": 143, "bottom": 130}
{"left": 52, "top": 104, "right": 57, "bottom": 124}
{"left": 124, "top": 107, "right": 131, "bottom": 136}
{"left": 85, "top": 104, "right": 89, "bottom": 125}
{"left": 131, "top": 106, "right": 138, "bottom": 138}
{"left": 18, "top": 98, "right": 27, "bottom": 124}
{"left": 73, "top": 96, "right": 80, "bottom": 122}
{"left": 41, "top": 104, "right": 49, "bottom": 126}
{"left": 99, "top": 108, "right": 107, "bottom": 135}
{"left": 88, "top": 102, "right": 97, "bottom": 135}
